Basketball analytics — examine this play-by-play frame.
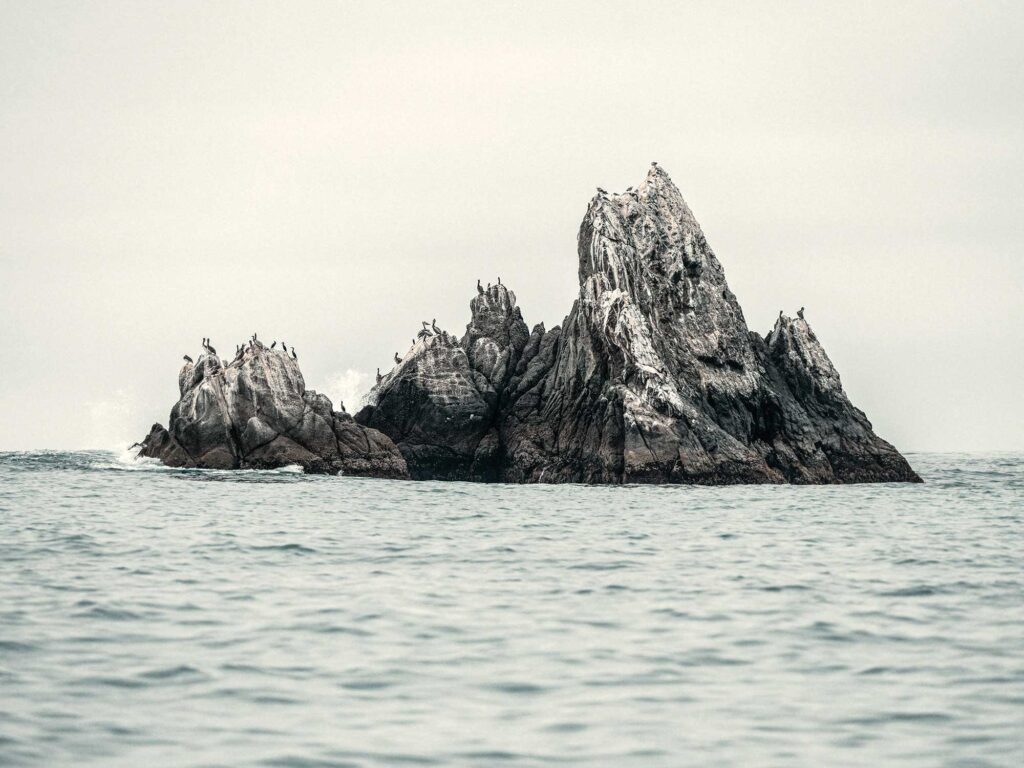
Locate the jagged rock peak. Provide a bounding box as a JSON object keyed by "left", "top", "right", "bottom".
{"left": 493, "top": 164, "right": 920, "bottom": 484}
{"left": 767, "top": 314, "right": 843, "bottom": 395}
{"left": 354, "top": 280, "right": 530, "bottom": 480}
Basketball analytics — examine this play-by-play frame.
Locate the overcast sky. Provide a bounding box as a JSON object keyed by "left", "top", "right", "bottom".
{"left": 1, "top": 0, "right": 1021, "bottom": 452}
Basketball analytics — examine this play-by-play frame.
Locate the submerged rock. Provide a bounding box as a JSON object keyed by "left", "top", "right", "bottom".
{"left": 137, "top": 342, "right": 408, "bottom": 478}
{"left": 358, "top": 165, "right": 919, "bottom": 484}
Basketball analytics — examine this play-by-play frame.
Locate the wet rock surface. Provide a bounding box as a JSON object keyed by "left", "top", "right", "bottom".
{"left": 358, "top": 165, "right": 919, "bottom": 484}
{"left": 137, "top": 343, "right": 408, "bottom": 478}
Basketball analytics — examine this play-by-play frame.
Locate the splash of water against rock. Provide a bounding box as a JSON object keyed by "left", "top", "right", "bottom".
{"left": 140, "top": 166, "right": 919, "bottom": 483}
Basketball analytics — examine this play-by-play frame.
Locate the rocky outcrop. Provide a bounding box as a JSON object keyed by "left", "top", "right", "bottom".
{"left": 354, "top": 285, "right": 530, "bottom": 479}
{"left": 356, "top": 164, "right": 919, "bottom": 484}
{"left": 138, "top": 165, "right": 918, "bottom": 483}
{"left": 137, "top": 342, "right": 408, "bottom": 478}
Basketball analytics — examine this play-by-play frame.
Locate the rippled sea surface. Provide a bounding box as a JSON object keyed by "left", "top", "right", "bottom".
{"left": 1, "top": 452, "right": 1022, "bottom": 767}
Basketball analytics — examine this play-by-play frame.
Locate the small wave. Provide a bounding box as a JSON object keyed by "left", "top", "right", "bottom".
{"left": 879, "top": 585, "right": 949, "bottom": 597}
{"left": 138, "top": 665, "right": 204, "bottom": 680}
{"left": 481, "top": 681, "right": 548, "bottom": 695}
{"left": 568, "top": 561, "right": 634, "bottom": 571}
{"left": 73, "top": 605, "right": 143, "bottom": 621}
{"left": 0, "top": 639, "right": 36, "bottom": 652}
{"left": 757, "top": 583, "right": 811, "bottom": 592}
{"left": 339, "top": 679, "right": 393, "bottom": 690}
{"left": 251, "top": 543, "right": 318, "bottom": 554}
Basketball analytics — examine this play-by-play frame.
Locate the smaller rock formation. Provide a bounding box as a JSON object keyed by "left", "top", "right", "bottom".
{"left": 137, "top": 341, "right": 408, "bottom": 477}
{"left": 355, "top": 283, "right": 530, "bottom": 480}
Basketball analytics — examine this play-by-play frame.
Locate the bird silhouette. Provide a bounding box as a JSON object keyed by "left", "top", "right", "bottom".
{"left": 183, "top": 355, "right": 193, "bottom": 364}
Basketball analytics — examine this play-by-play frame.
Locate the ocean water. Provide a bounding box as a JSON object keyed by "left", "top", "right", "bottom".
{"left": 0, "top": 452, "right": 1021, "bottom": 768}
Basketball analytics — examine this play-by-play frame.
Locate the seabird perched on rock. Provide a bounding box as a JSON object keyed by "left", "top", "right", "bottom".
{"left": 271, "top": 341, "right": 277, "bottom": 349}
{"left": 477, "top": 279, "right": 484, "bottom": 295}
{"left": 597, "top": 187, "right": 607, "bottom": 195}
{"left": 394, "top": 352, "right": 402, "bottom": 364}
{"left": 422, "top": 320, "right": 430, "bottom": 331}
{"left": 798, "top": 307, "right": 805, "bottom": 320}
{"left": 291, "top": 348, "right": 297, "bottom": 360}
{"left": 376, "top": 367, "right": 382, "bottom": 385}
{"left": 497, "top": 277, "right": 501, "bottom": 286}
{"left": 431, "top": 318, "right": 439, "bottom": 334}
{"left": 207, "top": 343, "right": 217, "bottom": 355}
{"left": 779, "top": 310, "right": 783, "bottom": 319}
{"left": 282, "top": 342, "right": 287, "bottom": 352}
{"left": 183, "top": 355, "right": 193, "bottom": 364}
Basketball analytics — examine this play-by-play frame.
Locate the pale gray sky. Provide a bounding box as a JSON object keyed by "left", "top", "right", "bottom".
{"left": 1, "top": 0, "right": 1021, "bottom": 452}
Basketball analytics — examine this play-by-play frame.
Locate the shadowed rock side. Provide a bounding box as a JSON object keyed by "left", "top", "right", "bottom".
{"left": 359, "top": 165, "right": 919, "bottom": 484}
{"left": 355, "top": 285, "right": 530, "bottom": 479}
{"left": 137, "top": 342, "right": 408, "bottom": 478}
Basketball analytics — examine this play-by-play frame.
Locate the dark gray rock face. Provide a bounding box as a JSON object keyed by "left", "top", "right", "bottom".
{"left": 138, "top": 343, "right": 408, "bottom": 478}
{"left": 358, "top": 165, "right": 919, "bottom": 484}
{"left": 354, "top": 285, "right": 530, "bottom": 479}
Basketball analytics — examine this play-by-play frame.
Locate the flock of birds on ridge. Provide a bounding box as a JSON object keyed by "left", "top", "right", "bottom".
{"left": 177, "top": 275, "right": 513, "bottom": 393}
{"left": 182, "top": 334, "right": 298, "bottom": 367}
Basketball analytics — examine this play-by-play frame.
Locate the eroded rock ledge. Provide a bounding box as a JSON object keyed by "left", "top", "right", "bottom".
{"left": 139, "top": 165, "right": 920, "bottom": 483}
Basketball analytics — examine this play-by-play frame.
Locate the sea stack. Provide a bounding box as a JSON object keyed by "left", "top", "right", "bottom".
{"left": 357, "top": 165, "right": 920, "bottom": 483}
{"left": 139, "top": 165, "right": 918, "bottom": 483}
{"left": 136, "top": 342, "right": 408, "bottom": 477}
